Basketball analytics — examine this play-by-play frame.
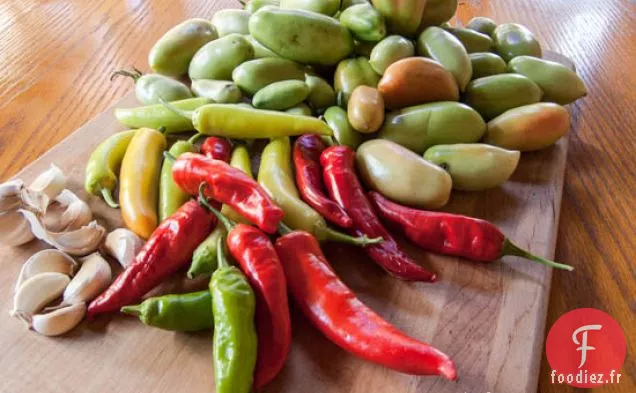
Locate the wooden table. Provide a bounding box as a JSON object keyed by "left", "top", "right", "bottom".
{"left": 0, "top": 0, "right": 633, "bottom": 392}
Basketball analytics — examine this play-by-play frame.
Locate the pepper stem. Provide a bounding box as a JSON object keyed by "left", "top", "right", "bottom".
{"left": 100, "top": 188, "right": 119, "bottom": 208}
{"left": 110, "top": 68, "right": 142, "bottom": 82}
{"left": 187, "top": 133, "right": 205, "bottom": 145}
{"left": 216, "top": 235, "right": 230, "bottom": 269}
{"left": 197, "top": 183, "right": 235, "bottom": 232}
{"left": 120, "top": 305, "right": 141, "bottom": 316}
{"left": 163, "top": 151, "right": 176, "bottom": 162}
{"left": 158, "top": 97, "right": 193, "bottom": 119}
{"left": 278, "top": 222, "right": 293, "bottom": 235}
{"left": 323, "top": 227, "right": 383, "bottom": 247}
{"left": 501, "top": 239, "right": 574, "bottom": 271}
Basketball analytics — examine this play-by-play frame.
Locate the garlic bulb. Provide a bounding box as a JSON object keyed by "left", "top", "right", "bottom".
{"left": 14, "top": 249, "right": 77, "bottom": 293}
{"left": 20, "top": 209, "right": 106, "bottom": 256}
{"left": 0, "top": 210, "right": 35, "bottom": 246}
{"left": 103, "top": 228, "right": 143, "bottom": 268}
{"left": 31, "top": 302, "right": 86, "bottom": 336}
{"left": 11, "top": 272, "right": 70, "bottom": 321}
{"left": 59, "top": 253, "right": 111, "bottom": 305}
{"left": 28, "top": 164, "right": 66, "bottom": 200}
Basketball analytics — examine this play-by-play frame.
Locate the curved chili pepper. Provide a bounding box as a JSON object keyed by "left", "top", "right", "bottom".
{"left": 200, "top": 136, "right": 232, "bottom": 162}
{"left": 172, "top": 153, "right": 284, "bottom": 233}
{"left": 211, "top": 235, "right": 257, "bottom": 393}
{"left": 84, "top": 129, "right": 135, "bottom": 208}
{"left": 200, "top": 189, "right": 291, "bottom": 389}
{"left": 320, "top": 146, "right": 437, "bottom": 282}
{"left": 293, "top": 134, "right": 352, "bottom": 228}
{"left": 368, "top": 191, "right": 574, "bottom": 270}
{"left": 87, "top": 200, "right": 215, "bottom": 317}
{"left": 259, "top": 137, "right": 379, "bottom": 246}
{"left": 274, "top": 229, "right": 457, "bottom": 380}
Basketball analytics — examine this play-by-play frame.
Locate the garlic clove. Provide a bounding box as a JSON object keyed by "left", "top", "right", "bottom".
{"left": 11, "top": 272, "right": 70, "bottom": 321}
{"left": 43, "top": 190, "right": 93, "bottom": 232}
{"left": 0, "top": 179, "right": 24, "bottom": 213}
{"left": 60, "top": 252, "right": 111, "bottom": 305}
{"left": 29, "top": 164, "right": 66, "bottom": 200}
{"left": 19, "top": 209, "right": 106, "bottom": 256}
{"left": 31, "top": 302, "right": 86, "bottom": 336}
{"left": 14, "top": 249, "right": 77, "bottom": 293}
{"left": 0, "top": 210, "right": 35, "bottom": 246}
{"left": 103, "top": 228, "right": 143, "bottom": 268}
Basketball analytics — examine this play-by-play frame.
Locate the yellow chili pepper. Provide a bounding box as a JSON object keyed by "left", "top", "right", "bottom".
{"left": 119, "top": 128, "right": 167, "bottom": 238}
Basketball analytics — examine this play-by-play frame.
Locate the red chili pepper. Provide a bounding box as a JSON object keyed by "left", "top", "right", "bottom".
{"left": 199, "top": 191, "right": 291, "bottom": 389}
{"left": 320, "top": 146, "right": 437, "bottom": 282}
{"left": 293, "top": 135, "right": 352, "bottom": 228}
{"left": 368, "top": 192, "right": 574, "bottom": 270}
{"left": 172, "top": 153, "right": 284, "bottom": 233}
{"left": 274, "top": 229, "right": 457, "bottom": 380}
{"left": 87, "top": 200, "right": 215, "bottom": 317}
{"left": 200, "top": 136, "right": 231, "bottom": 162}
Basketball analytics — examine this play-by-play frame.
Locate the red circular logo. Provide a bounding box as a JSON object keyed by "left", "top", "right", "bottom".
{"left": 546, "top": 308, "right": 626, "bottom": 388}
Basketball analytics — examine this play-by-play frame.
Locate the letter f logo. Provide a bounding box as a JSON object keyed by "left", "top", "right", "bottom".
{"left": 572, "top": 324, "right": 602, "bottom": 368}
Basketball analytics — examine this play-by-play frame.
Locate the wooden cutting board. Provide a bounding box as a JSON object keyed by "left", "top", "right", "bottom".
{"left": 0, "top": 53, "right": 573, "bottom": 393}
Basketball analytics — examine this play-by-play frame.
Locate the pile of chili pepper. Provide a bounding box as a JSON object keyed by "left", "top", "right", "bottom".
{"left": 87, "top": 126, "right": 572, "bottom": 391}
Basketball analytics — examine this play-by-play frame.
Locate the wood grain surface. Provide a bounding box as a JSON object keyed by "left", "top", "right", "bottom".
{"left": 0, "top": 0, "right": 633, "bottom": 392}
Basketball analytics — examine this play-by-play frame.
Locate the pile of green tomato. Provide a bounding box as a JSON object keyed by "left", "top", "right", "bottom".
{"left": 113, "top": 0, "right": 587, "bottom": 210}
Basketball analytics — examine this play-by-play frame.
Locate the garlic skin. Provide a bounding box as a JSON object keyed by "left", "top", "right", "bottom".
{"left": 30, "top": 302, "right": 86, "bottom": 336}
{"left": 11, "top": 272, "right": 70, "bottom": 321}
{"left": 43, "top": 190, "right": 93, "bottom": 232}
{"left": 20, "top": 209, "right": 106, "bottom": 256}
{"left": 103, "top": 228, "right": 143, "bottom": 268}
{"left": 28, "top": 164, "right": 66, "bottom": 200}
{"left": 0, "top": 210, "right": 35, "bottom": 246}
{"left": 0, "top": 179, "right": 24, "bottom": 212}
{"left": 14, "top": 249, "right": 77, "bottom": 293}
{"left": 60, "top": 253, "right": 111, "bottom": 305}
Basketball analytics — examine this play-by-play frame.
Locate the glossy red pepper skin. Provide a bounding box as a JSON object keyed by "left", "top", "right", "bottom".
{"left": 227, "top": 224, "right": 291, "bottom": 389}
{"left": 87, "top": 200, "right": 215, "bottom": 317}
{"left": 293, "top": 135, "right": 352, "bottom": 228}
{"left": 200, "top": 136, "right": 231, "bottom": 162}
{"left": 369, "top": 191, "right": 502, "bottom": 261}
{"left": 320, "top": 146, "right": 437, "bottom": 282}
{"left": 172, "top": 153, "right": 284, "bottom": 233}
{"left": 275, "top": 231, "right": 457, "bottom": 380}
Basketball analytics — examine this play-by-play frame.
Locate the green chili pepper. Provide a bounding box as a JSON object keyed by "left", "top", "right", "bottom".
{"left": 211, "top": 235, "right": 257, "bottom": 393}
{"left": 84, "top": 130, "right": 136, "bottom": 208}
{"left": 220, "top": 145, "right": 254, "bottom": 224}
{"left": 163, "top": 102, "right": 333, "bottom": 137}
{"left": 159, "top": 134, "right": 202, "bottom": 221}
{"left": 188, "top": 226, "right": 227, "bottom": 279}
{"left": 121, "top": 290, "right": 213, "bottom": 332}
{"left": 114, "top": 97, "right": 210, "bottom": 134}
{"left": 258, "top": 137, "right": 381, "bottom": 246}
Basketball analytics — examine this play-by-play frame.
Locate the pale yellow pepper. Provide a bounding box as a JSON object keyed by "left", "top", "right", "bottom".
{"left": 119, "top": 128, "right": 167, "bottom": 239}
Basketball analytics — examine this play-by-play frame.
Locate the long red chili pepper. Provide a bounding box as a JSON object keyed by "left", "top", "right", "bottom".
{"left": 87, "top": 200, "right": 215, "bottom": 317}
{"left": 172, "top": 153, "right": 284, "bottom": 233}
{"left": 200, "top": 136, "right": 231, "bottom": 162}
{"left": 274, "top": 229, "right": 457, "bottom": 380}
{"left": 199, "top": 187, "right": 291, "bottom": 388}
{"left": 293, "top": 134, "right": 352, "bottom": 228}
{"left": 320, "top": 146, "right": 437, "bottom": 282}
{"left": 368, "top": 192, "right": 574, "bottom": 270}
